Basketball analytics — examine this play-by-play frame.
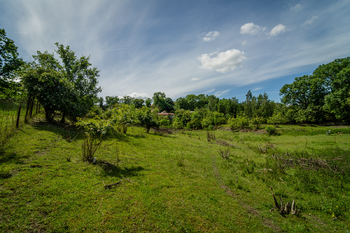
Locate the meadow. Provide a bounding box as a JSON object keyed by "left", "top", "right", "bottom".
{"left": 1, "top": 106, "right": 350, "bottom": 232}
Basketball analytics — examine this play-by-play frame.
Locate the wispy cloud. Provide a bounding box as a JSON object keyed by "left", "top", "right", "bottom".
{"left": 291, "top": 3, "right": 302, "bottom": 12}
{"left": 304, "top": 16, "right": 318, "bottom": 25}
{"left": 203, "top": 31, "right": 219, "bottom": 42}
{"left": 191, "top": 77, "right": 202, "bottom": 81}
{"left": 240, "top": 23, "right": 266, "bottom": 35}
{"left": 214, "top": 89, "right": 230, "bottom": 97}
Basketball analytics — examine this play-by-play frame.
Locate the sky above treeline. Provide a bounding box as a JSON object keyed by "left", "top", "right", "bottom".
{"left": 1, "top": 0, "right": 350, "bottom": 102}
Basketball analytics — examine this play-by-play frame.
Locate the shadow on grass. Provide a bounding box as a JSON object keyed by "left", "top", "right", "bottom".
{"left": 0, "top": 149, "right": 27, "bottom": 165}
{"left": 32, "top": 120, "right": 85, "bottom": 142}
{"left": 97, "top": 160, "right": 144, "bottom": 178}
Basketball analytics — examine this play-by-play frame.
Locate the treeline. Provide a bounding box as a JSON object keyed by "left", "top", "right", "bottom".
{"left": 101, "top": 57, "right": 350, "bottom": 127}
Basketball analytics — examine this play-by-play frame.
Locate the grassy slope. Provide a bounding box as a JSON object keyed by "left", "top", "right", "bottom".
{"left": 1, "top": 117, "right": 350, "bottom": 232}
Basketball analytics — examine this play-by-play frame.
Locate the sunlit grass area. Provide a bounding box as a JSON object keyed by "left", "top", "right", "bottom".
{"left": 1, "top": 112, "right": 350, "bottom": 232}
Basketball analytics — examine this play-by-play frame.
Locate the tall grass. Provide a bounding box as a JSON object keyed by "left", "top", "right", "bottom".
{"left": 0, "top": 101, "right": 27, "bottom": 146}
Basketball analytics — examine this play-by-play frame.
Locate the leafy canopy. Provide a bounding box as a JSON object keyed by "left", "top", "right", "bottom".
{"left": 22, "top": 43, "right": 101, "bottom": 121}
{"left": 0, "top": 28, "right": 25, "bottom": 99}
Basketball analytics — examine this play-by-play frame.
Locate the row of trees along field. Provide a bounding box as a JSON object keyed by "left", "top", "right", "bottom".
{"left": 1, "top": 27, "right": 350, "bottom": 129}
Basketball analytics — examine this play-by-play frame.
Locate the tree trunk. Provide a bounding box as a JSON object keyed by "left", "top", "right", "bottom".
{"left": 24, "top": 96, "right": 31, "bottom": 123}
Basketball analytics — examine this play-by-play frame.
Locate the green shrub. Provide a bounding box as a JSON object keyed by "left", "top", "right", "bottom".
{"left": 229, "top": 116, "right": 249, "bottom": 130}
{"left": 76, "top": 117, "right": 115, "bottom": 162}
{"left": 265, "top": 126, "right": 277, "bottom": 135}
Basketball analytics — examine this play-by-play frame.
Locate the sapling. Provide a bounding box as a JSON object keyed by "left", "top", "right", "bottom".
{"left": 76, "top": 117, "right": 115, "bottom": 162}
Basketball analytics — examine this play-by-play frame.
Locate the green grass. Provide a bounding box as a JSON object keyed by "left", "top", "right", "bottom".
{"left": 0, "top": 100, "right": 28, "bottom": 147}
{"left": 1, "top": 113, "right": 350, "bottom": 232}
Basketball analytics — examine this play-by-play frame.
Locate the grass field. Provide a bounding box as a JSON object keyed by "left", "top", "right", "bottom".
{"left": 0, "top": 101, "right": 23, "bottom": 147}
{"left": 1, "top": 111, "right": 350, "bottom": 232}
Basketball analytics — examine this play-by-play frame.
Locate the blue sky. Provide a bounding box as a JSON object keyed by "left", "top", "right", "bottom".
{"left": 1, "top": 0, "right": 350, "bottom": 102}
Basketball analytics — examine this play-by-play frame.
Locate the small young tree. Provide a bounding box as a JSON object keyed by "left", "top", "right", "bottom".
{"left": 250, "top": 116, "right": 264, "bottom": 130}
{"left": 136, "top": 107, "right": 159, "bottom": 133}
{"left": 76, "top": 117, "right": 115, "bottom": 162}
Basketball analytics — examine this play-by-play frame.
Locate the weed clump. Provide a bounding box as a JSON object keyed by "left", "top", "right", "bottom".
{"left": 206, "top": 131, "right": 216, "bottom": 142}
{"left": 265, "top": 126, "right": 277, "bottom": 135}
{"left": 218, "top": 148, "right": 230, "bottom": 159}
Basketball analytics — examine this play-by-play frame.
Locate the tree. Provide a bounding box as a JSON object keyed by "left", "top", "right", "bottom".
{"left": 0, "top": 28, "right": 25, "bottom": 99}
{"left": 244, "top": 90, "right": 253, "bottom": 118}
{"left": 136, "top": 107, "right": 159, "bottom": 133}
{"left": 22, "top": 43, "right": 101, "bottom": 121}
{"left": 133, "top": 98, "right": 144, "bottom": 108}
{"left": 145, "top": 98, "right": 152, "bottom": 107}
{"left": 324, "top": 66, "right": 350, "bottom": 120}
{"left": 152, "top": 92, "right": 174, "bottom": 112}
{"left": 105, "top": 96, "right": 120, "bottom": 108}
{"left": 280, "top": 75, "right": 326, "bottom": 110}
{"left": 22, "top": 67, "right": 72, "bottom": 121}
{"left": 280, "top": 57, "right": 350, "bottom": 122}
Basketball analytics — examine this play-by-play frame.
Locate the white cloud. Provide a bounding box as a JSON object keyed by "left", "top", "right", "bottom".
{"left": 242, "top": 40, "right": 247, "bottom": 46}
{"left": 291, "top": 3, "right": 302, "bottom": 11}
{"left": 269, "top": 24, "right": 286, "bottom": 36}
{"left": 198, "top": 49, "right": 247, "bottom": 73}
{"left": 203, "top": 31, "right": 219, "bottom": 42}
{"left": 206, "top": 89, "right": 215, "bottom": 93}
{"left": 128, "top": 92, "right": 150, "bottom": 99}
{"left": 304, "top": 16, "right": 318, "bottom": 25}
{"left": 240, "top": 23, "right": 266, "bottom": 35}
{"left": 253, "top": 87, "right": 263, "bottom": 91}
{"left": 214, "top": 89, "right": 230, "bottom": 97}
{"left": 191, "top": 77, "right": 202, "bottom": 81}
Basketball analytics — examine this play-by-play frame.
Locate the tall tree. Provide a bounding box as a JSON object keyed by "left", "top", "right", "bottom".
{"left": 22, "top": 43, "right": 101, "bottom": 121}
{"left": 0, "top": 28, "right": 25, "bottom": 99}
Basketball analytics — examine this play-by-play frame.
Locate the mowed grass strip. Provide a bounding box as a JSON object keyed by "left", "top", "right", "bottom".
{"left": 1, "top": 119, "right": 350, "bottom": 232}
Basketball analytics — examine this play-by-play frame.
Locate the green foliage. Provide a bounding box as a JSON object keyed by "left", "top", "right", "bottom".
{"left": 280, "top": 57, "right": 350, "bottom": 123}
{"left": 0, "top": 28, "right": 25, "bottom": 100}
{"left": 133, "top": 98, "right": 144, "bottom": 109}
{"left": 152, "top": 92, "right": 174, "bottom": 113}
{"left": 323, "top": 66, "right": 350, "bottom": 120}
{"left": 267, "top": 112, "right": 288, "bottom": 125}
{"left": 229, "top": 116, "right": 249, "bottom": 130}
{"left": 265, "top": 126, "right": 277, "bottom": 135}
{"left": 172, "top": 109, "right": 191, "bottom": 129}
{"left": 21, "top": 43, "right": 101, "bottom": 122}
{"left": 105, "top": 96, "right": 119, "bottom": 108}
{"left": 22, "top": 67, "right": 71, "bottom": 121}
{"left": 250, "top": 116, "right": 264, "bottom": 129}
{"left": 135, "top": 107, "right": 159, "bottom": 133}
{"left": 111, "top": 104, "right": 136, "bottom": 133}
{"left": 201, "top": 110, "right": 226, "bottom": 129}
{"left": 76, "top": 117, "right": 115, "bottom": 162}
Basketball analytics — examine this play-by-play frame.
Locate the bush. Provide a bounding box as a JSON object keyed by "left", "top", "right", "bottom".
{"left": 265, "top": 126, "right": 276, "bottom": 135}
{"left": 229, "top": 116, "right": 249, "bottom": 130}
{"left": 76, "top": 117, "right": 115, "bottom": 162}
{"left": 250, "top": 116, "right": 264, "bottom": 129}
